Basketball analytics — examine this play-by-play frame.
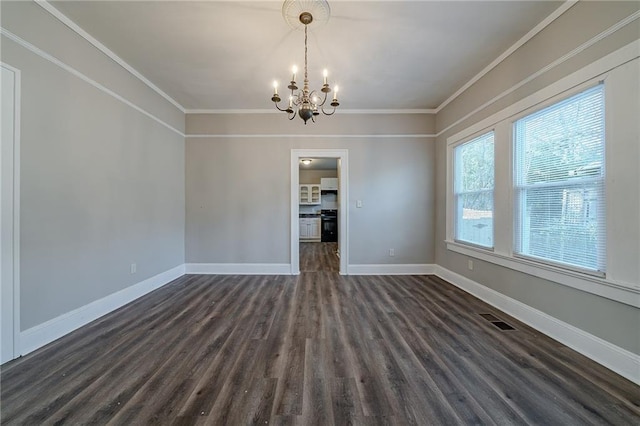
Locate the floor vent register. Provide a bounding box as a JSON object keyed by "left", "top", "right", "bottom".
{"left": 479, "top": 313, "right": 516, "bottom": 331}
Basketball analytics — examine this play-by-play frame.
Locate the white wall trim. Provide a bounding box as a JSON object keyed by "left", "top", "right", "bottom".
{"left": 445, "top": 39, "right": 640, "bottom": 180}
{"left": 435, "top": 1, "right": 578, "bottom": 113}
{"left": 1, "top": 63, "right": 21, "bottom": 363}
{"left": 328, "top": 109, "right": 437, "bottom": 115}
{"left": 348, "top": 264, "right": 436, "bottom": 275}
{"left": 446, "top": 241, "right": 639, "bottom": 308}
{"left": 186, "top": 109, "right": 436, "bottom": 115}
{"left": 35, "top": 0, "right": 185, "bottom": 113}
{"left": 0, "top": 27, "right": 185, "bottom": 138}
{"left": 18, "top": 264, "right": 185, "bottom": 357}
{"left": 186, "top": 133, "right": 436, "bottom": 139}
{"left": 13, "top": 63, "right": 21, "bottom": 361}
{"left": 185, "top": 263, "right": 291, "bottom": 275}
{"left": 436, "top": 11, "right": 640, "bottom": 137}
{"left": 433, "top": 265, "right": 640, "bottom": 386}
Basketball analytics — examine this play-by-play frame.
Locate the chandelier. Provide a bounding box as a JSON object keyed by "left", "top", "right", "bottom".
{"left": 270, "top": 0, "right": 340, "bottom": 124}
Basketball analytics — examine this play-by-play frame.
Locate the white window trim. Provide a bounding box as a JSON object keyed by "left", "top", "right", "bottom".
{"left": 445, "top": 40, "right": 640, "bottom": 308}
{"left": 446, "top": 127, "right": 496, "bottom": 249}
{"left": 452, "top": 130, "right": 495, "bottom": 249}
{"left": 511, "top": 85, "right": 606, "bottom": 276}
{"left": 445, "top": 241, "right": 637, "bottom": 306}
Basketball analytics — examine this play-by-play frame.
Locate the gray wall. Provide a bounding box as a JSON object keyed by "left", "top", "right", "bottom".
{"left": 1, "top": 2, "right": 185, "bottom": 330}
{"left": 185, "top": 113, "right": 436, "bottom": 266}
{"left": 435, "top": 1, "right": 640, "bottom": 354}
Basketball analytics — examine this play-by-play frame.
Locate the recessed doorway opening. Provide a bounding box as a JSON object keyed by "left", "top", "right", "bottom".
{"left": 290, "top": 149, "right": 348, "bottom": 275}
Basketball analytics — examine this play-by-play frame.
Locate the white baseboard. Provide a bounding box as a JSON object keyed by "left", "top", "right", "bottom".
{"left": 433, "top": 265, "right": 640, "bottom": 386}
{"left": 18, "top": 264, "right": 185, "bottom": 357}
{"left": 185, "top": 263, "right": 291, "bottom": 275}
{"left": 348, "top": 264, "right": 436, "bottom": 275}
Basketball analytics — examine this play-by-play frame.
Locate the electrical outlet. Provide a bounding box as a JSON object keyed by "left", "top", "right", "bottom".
{"left": 130, "top": 263, "right": 137, "bottom": 274}
{"left": 389, "top": 248, "right": 395, "bottom": 257}
{"left": 468, "top": 259, "right": 473, "bottom": 270}
{"left": 356, "top": 200, "right": 363, "bottom": 208}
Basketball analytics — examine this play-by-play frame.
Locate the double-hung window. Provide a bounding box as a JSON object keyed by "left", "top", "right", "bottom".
{"left": 453, "top": 131, "right": 495, "bottom": 248}
{"left": 513, "top": 84, "right": 605, "bottom": 274}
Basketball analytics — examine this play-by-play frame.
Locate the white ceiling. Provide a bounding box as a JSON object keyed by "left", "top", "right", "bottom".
{"left": 49, "top": 0, "right": 564, "bottom": 111}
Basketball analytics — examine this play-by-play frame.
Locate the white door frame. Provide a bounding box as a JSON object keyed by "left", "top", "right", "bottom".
{"left": 1, "top": 63, "right": 21, "bottom": 363}
{"left": 291, "top": 149, "right": 348, "bottom": 275}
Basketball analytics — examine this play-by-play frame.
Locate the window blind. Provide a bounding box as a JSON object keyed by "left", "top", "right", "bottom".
{"left": 454, "top": 131, "right": 495, "bottom": 248}
{"left": 514, "top": 84, "right": 605, "bottom": 273}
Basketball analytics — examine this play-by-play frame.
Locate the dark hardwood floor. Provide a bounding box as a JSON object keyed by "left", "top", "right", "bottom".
{"left": 1, "top": 249, "right": 638, "bottom": 424}
{"left": 300, "top": 242, "right": 339, "bottom": 272}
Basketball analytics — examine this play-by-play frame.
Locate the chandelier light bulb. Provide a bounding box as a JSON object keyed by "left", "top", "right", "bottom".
{"left": 273, "top": 80, "right": 278, "bottom": 95}
{"left": 292, "top": 65, "right": 298, "bottom": 81}
{"left": 323, "top": 69, "right": 328, "bottom": 85}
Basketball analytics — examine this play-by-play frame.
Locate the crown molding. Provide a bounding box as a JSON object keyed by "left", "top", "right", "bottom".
{"left": 332, "top": 109, "right": 437, "bottom": 114}
{"left": 185, "top": 108, "right": 436, "bottom": 115}
{"left": 0, "top": 27, "right": 185, "bottom": 137}
{"left": 25, "top": 0, "right": 622, "bottom": 122}
{"left": 186, "top": 133, "right": 436, "bottom": 139}
{"left": 435, "top": 0, "right": 579, "bottom": 113}
{"left": 186, "top": 109, "right": 278, "bottom": 114}
{"left": 435, "top": 11, "right": 640, "bottom": 137}
{"left": 35, "top": 0, "right": 186, "bottom": 113}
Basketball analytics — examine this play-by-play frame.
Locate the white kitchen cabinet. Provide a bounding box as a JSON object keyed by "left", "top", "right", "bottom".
{"left": 299, "top": 219, "right": 309, "bottom": 239}
{"left": 299, "top": 217, "right": 321, "bottom": 241}
{"left": 300, "top": 184, "right": 321, "bottom": 205}
{"left": 321, "top": 177, "right": 338, "bottom": 190}
{"left": 309, "top": 218, "right": 320, "bottom": 239}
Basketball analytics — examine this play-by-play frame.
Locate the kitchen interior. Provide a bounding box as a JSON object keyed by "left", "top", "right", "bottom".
{"left": 299, "top": 158, "right": 339, "bottom": 272}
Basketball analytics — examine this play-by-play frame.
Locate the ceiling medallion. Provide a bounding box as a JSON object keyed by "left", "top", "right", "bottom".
{"left": 271, "top": 0, "right": 340, "bottom": 124}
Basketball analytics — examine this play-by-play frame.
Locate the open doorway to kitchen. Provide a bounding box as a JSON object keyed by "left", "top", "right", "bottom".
{"left": 291, "top": 149, "right": 348, "bottom": 275}
{"left": 299, "top": 157, "right": 338, "bottom": 272}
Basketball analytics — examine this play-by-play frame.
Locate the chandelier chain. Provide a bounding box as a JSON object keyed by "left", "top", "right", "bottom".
{"left": 304, "top": 25, "right": 308, "bottom": 82}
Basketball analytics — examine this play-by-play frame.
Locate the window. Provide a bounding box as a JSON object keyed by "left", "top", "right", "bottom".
{"left": 514, "top": 84, "right": 605, "bottom": 273}
{"left": 446, "top": 54, "right": 638, "bottom": 305}
{"left": 453, "top": 131, "right": 495, "bottom": 248}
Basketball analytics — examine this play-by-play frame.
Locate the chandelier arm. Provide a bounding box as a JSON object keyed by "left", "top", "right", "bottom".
{"left": 274, "top": 102, "right": 290, "bottom": 112}
{"left": 317, "top": 90, "right": 329, "bottom": 107}
{"left": 321, "top": 105, "right": 337, "bottom": 116}
{"left": 288, "top": 109, "right": 297, "bottom": 120}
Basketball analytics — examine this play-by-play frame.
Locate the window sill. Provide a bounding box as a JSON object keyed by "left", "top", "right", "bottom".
{"left": 445, "top": 240, "right": 639, "bottom": 307}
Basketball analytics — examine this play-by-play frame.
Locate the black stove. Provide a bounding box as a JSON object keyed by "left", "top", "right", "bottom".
{"left": 320, "top": 210, "right": 338, "bottom": 242}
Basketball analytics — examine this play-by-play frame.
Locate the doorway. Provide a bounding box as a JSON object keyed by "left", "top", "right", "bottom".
{"left": 1, "top": 64, "right": 20, "bottom": 364}
{"left": 299, "top": 157, "right": 338, "bottom": 272}
{"left": 291, "top": 149, "right": 348, "bottom": 275}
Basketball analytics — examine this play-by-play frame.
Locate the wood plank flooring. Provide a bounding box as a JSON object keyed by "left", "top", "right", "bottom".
{"left": 2, "top": 257, "right": 639, "bottom": 424}
{"left": 300, "top": 242, "right": 339, "bottom": 272}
